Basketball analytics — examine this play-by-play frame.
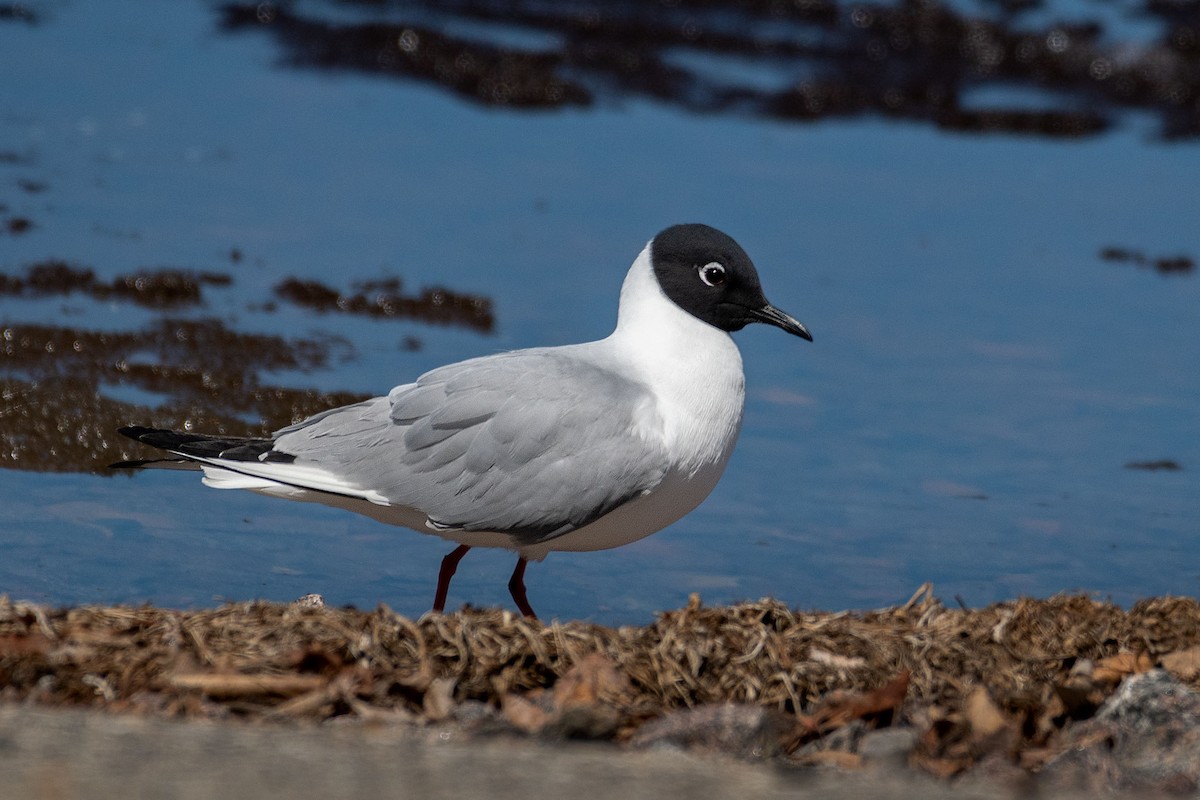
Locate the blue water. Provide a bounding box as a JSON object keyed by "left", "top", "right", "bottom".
{"left": 1, "top": 1, "right": 1197, "bottom": 623}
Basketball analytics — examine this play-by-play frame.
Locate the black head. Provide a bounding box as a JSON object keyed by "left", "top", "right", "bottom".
{"left": 650, "top": 224, "right": 812, "bottom": 340}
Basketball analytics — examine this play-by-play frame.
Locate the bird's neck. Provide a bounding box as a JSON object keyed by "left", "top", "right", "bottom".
{"left": 607, "top": 245, "right": 746, "bottom": 474}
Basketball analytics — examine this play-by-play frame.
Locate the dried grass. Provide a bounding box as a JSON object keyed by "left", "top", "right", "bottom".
{"left": 3, "top": 587, "right": 1200, "bottom": 772}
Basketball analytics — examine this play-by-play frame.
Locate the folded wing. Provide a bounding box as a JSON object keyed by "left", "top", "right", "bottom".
{"left": 266, "top": 348, "right": 669, "bottom": 543}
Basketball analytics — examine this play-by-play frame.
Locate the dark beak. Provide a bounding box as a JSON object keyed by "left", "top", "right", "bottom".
{"left": 750, "top": 304, "right": 812, "bottom": 341}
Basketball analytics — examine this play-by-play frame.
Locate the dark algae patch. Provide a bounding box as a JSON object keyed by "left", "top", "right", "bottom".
{"left": 0, "top": 3, "right": 38, "bottom": 24}
{"left": 0, "top": 262, "right": 233, "bottom": 309}
{"left": 0, "top": 151, "right": 35, "bottom": 164}
{"left": 3, "top": 216, "right": 33, "bottom": 235}
{"left": 1125, "top": 459, "right": 1183, "bottom": 471}
{"left": 222, "top": 3, "right": 589, "bottom": 109}
{"left": 1100, "top": 246, "right": 1196, "bottom": 276}
{"left": 0, "top": 319, "right": 367, "bottom": 473}
{"left": 0, "top": 255, "right": 494, "bottom": 473}
{"left": 221, "top": 0, "right": 1200, "bottom": 139}
{"left": 274, "top": 276, "right": 494, "bottom": 332}
{"left": 4, "top": 589, "right": 1200, "bottom": 790}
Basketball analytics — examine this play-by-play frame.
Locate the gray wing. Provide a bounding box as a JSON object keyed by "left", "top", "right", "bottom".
{"left": 271, "top": 348, "right": 668, "bottom": 543}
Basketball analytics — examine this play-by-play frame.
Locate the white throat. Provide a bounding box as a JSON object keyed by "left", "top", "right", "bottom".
{"left": 603, "top": 242, "right": 746, "bottom": 475}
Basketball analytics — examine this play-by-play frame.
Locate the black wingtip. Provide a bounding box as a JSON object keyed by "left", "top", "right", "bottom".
{"left": 118, "top": 425, "right": 163, "bottom": 441}
{"left": 117, "top": 425, "right": 209, "bottom": 451}
{"left": 115, "top": 425, "right": 288, "bottom": 463}
{"left": 116, "top": 425, "right": 189, "bottom": 452}
{"left": 108, "top": 456, "right": 203, "bottom": 472}
{"left": 109, "top": 458, "right": 152, "bottom": 470}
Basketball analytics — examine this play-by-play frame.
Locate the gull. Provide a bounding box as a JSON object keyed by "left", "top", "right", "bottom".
{"left": 115, "top": 224, "right": 811, "bottom": 617}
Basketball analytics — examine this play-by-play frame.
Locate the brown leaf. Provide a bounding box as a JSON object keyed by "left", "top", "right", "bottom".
{"left": 501, "top": 692, "right": 551, "bottom": 733}
{"left": 787, "top": 671, "right": 910, "bottom": 753}
{"left": 422, "top": 677, "right": 457, "bottom": 721}
{"left": 810, "top": 670, "right": 910, "bottom": 731}
{"left": 630, "top": 704, "right": 789, "bottom": 759}
{"left": 551, "top": 653, "right": 630, "bottom": 711}
{"left": 1092, "top": 651, "right": 1153, "bottom": 684}
{"left": 964, "top": 686, "right": 1008, "bottom": 742}
{"left": 1161, "top": 646, "right": 1200, "bottom": 682}
{"left": 962, "top": 686, "right": 1019, "bottom": 760}
{"left": 0, "top": 633, "right": 53, "bottom": 656}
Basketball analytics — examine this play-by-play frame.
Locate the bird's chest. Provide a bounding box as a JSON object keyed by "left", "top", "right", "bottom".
{"left": 646, "top": 339, "right": 746, "bottom": 477}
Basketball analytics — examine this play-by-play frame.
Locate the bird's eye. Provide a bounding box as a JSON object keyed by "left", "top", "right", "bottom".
{"left": 698, "top": 262, "right": 726, "bottom": 287}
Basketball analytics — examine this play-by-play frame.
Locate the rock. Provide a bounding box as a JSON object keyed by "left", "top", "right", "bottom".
{"left": 428, "top": 699, "right": 516, "bottom": 740}
{"left": 541, "top": 703, "right": 622, "bottom": 741}
{"left": 1042, "top": 670, "right": 1200, "bottom": 793}
{"left": 628, "top": 704, "right": 791, "bottom": 760}
{"left": 448, "top": 699, "right": 498, "bottom": 726}
{"left": 789, "top": 719, "right": 865, "bottom": 761}
{"left": 858, "top": 727, "right": 918, "bottom": 766}
{"left": 497, "top": 654, "right": 629, "bottom": 741}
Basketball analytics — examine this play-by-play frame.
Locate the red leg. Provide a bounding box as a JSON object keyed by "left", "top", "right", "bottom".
{"left": 433, "top": 544, "right": 471, "bottom": 613}
{"left": 507, "top": 558, "right": 537, "bottom": 619}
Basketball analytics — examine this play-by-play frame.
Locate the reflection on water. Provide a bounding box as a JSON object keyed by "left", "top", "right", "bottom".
{"left": 222, "top": 0, "right": 1199, "bottom": 138}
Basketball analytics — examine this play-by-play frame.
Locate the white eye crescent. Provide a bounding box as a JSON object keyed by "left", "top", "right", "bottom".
{"left": 698, "top": 262, "right": 726, "bottom": 287}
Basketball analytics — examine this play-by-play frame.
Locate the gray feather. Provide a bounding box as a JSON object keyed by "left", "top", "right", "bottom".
{"left": 271, "top": 348, "right": 668, "bottom": 542}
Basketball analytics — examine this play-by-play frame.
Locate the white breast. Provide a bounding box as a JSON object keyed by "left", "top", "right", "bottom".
{"left": 511, "top": 243, "right": 748, "bottom": 560}
{"left": 604, "top": 241, "right": 746, "bottom": 473}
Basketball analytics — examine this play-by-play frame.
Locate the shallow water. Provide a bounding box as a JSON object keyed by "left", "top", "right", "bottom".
{"left": 1, "top": 0, "right": 1197, "bottom": 623}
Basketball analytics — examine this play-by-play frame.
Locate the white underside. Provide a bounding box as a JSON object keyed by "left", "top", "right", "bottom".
{"left": 198, "top": 453, "right": 729, "bottom": 562}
